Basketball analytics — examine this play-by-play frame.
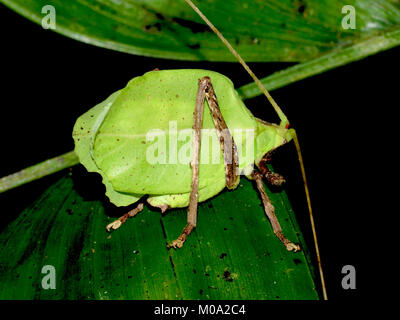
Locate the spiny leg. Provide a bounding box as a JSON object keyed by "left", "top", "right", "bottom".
{"left": 167, "top": 78, "right": 207, "bottom": 249}
{"left": 168, "top": 76, "right": 238, "bottom": 248}
{"left": 252, "top": 171, "right": 300, "bottom": 252}
{"left": 106, "top": 203, "right": 144, "bottom": 232}
{"left": 203, "top": 76, "right": 239, "bottom": 188}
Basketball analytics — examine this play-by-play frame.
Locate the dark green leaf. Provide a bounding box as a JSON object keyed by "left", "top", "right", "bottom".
{"left": 0, "top": 174, "right": 318, "bottom": 299}
{"left": 237, "top": 26, "right": 400, "bottom": 99}
{"left": 1, "top": 0, "right": 399, "bottom": 61}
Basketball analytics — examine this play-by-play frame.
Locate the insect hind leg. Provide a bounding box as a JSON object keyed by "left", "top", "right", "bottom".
{"left": 168, "top": 76, "right": 239, "bottom": 249}
{"left": 167, "top": 77, "right": 207, "bottom": 249}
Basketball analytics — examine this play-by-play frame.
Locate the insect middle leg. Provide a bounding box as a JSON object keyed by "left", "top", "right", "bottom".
{"left": 168, "top": 76, "right": 238, "bottom": 249}
{"left": 105, "top": 203, "right": 144, "bottom": 232}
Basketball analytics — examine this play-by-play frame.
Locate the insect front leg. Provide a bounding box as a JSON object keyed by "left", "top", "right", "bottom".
{"left": 168, "top": 76, "right": 239, "bottom": 249}
{"left": 252, "top": 171, "right": 300, "bottom": 252}
{"left": 259, "top": 151, "right": 286, "bottom": 186}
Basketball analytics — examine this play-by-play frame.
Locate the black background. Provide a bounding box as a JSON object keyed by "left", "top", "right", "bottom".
{"left": 1, "top": 3, "right": 395, "bottom": 302}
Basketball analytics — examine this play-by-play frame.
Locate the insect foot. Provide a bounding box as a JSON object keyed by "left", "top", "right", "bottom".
{"left": 105, "top": 203, "right": 144, "bottom": 232}
{"left": 168, "top": 239, "right": 185, "bottom": 249}
{"left": 167, "top": 224, "right": 195, "bottom": 249}
{"left": 286, "top": 243, "right": 301, "bottom": 252}
{"left": 106, "top": 219, "right": 122, "bottom": 232}
{"left": 275, "top": 231, "right": 300, "bottom": 252}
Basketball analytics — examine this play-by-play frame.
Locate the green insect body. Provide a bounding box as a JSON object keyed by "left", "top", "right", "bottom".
{"left": 72, "top": 69, "right": 293, "bottom": 209}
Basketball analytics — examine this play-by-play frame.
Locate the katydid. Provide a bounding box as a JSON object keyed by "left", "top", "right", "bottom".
{"left": 72, "top": 69, "right": 299, "bottom": 251}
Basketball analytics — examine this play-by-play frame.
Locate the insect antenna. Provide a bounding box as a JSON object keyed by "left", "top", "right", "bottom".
{"left": 184, "top": 0, "right": 328, "bottom": 300}
{"left": 183, "top": 0, "right": 288, "bottom": 127}
{"left": 292, "top": 131, "right": 328, "bottom": 300}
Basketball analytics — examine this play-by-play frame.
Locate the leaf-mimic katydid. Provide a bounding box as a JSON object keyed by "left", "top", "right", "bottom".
{"left": 73, "top": 69, "right": 299, "bottom": 251}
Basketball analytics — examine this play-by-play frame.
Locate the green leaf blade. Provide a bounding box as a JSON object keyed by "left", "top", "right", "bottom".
{"left": 2, "top": 0, "right": 399, "bottom": 62}
{"left": 0, "top": 174, "right": 318, "bottom": 300}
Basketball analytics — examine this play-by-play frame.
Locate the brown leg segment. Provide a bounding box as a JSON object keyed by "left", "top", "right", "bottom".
{"left": 203, "top": 77, "right": 239, "bottom": 189}
{"left": 168, "top": 76, "right": 239, "bottom": 249}
{"left": 252, "top": 171, "right": 300, "bottom": 252}
{"left": 106, "top": 203, "right": 144, "bottom": 232}
{"left": 168, "top": 77, "right": 207, "bottom": 249}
